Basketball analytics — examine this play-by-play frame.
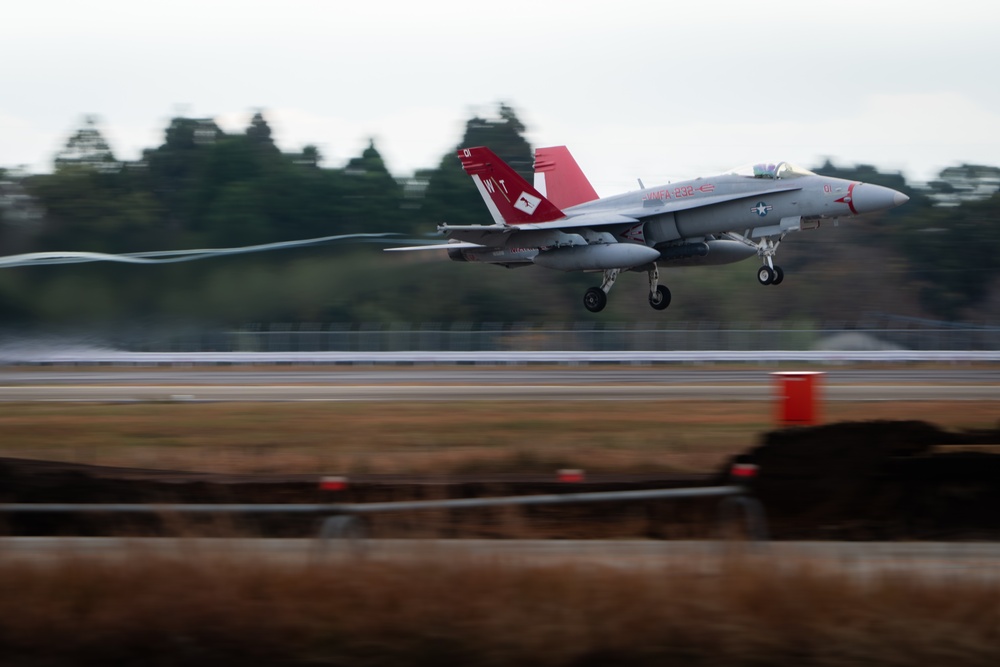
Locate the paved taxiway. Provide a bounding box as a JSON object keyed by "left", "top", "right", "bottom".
{"left": 0, "top": 368, "right": 996, "bottom": 402}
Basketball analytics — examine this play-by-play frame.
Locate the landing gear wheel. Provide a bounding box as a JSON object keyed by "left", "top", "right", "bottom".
{"left": 649, "top": 285, "right": 671, "bottom": 310}
{"left": 757, "top": 265, "right": 775, "bottom": 286}
{"left": 771, "top": 266, "right": 784, "bottom": 285}
{"left": 583, "top": 287, "right": 607, "bottom": 313}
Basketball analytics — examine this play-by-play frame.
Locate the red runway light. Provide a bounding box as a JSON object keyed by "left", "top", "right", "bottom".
{"left": 558, "top": 469, "right": 585, "bottom": 483}
{"left": 319, "top": 476, "right": 348, "bottom": 491}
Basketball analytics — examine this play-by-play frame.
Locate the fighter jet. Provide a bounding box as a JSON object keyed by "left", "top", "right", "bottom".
{"left": 387, "top": 146, "right": 908, "bottom": 312}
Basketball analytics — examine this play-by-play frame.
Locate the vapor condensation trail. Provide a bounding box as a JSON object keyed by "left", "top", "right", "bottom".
{"left": 0, "top": 233, "right": 401, "bottom": 268}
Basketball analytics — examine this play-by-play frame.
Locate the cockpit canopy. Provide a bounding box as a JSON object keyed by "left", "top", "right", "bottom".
{"left": 725, "top": 162, "right": 815, "bottom": 179}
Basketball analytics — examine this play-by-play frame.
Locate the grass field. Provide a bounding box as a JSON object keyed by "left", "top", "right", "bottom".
{"left": 1, "top": 552, "right": 997, "bottom": 666}
{"left": 1, "top": 399, "right": 996, "bottom": 474}
{"left": 2, "top": 396, "right": 998, "bottom": 664}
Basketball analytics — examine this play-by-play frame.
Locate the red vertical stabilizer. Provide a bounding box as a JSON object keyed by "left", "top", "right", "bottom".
{"left": 533, "top": 145, "right": 600, "bottom": 209}
{"left": 458, "top": 147, "right": 565, "bottom": 225}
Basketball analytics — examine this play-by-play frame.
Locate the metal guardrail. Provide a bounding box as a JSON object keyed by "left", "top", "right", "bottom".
{"left": 116, "top": 322, "right": 1000, "bottom": 354}
{"left": 0, "top": 485, "right": 768, "bottom": 543}
{"left": 3, "top": 321, "right": 998, "bottom": 364}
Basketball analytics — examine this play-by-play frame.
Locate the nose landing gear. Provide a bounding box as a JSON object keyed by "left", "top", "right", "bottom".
{"left": 721, "top": 232, "right": 789, "bottom": 287}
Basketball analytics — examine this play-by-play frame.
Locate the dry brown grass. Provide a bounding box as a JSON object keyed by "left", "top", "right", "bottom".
{"left": 0, "top": 552, "right": 997, "bottom": 666}
{"left": 0, "top": 400, "right": 997, "bottom": 475}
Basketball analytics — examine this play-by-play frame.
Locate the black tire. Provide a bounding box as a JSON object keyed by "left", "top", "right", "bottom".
{"left": 583, "top": 287, "right": 607, "bottom": 313}
{"left": 757, "top": 265, "right": 775, "bottom": 285}
{"left": 771, "top": 265, "right": 784, "bottom": 285}
{"left": 649, "top": 285, "right": 671, "bottom": 310}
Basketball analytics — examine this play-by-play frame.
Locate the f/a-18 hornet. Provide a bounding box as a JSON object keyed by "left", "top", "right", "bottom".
{"left": 387, "top": 146, "right": 908, "bottom": 312}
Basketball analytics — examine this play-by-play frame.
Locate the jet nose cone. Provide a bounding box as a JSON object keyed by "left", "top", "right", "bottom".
{"left": 850, "top": 183, "right": 910, "bottom": 213}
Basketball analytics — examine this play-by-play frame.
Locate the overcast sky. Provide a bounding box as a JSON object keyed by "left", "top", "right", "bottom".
{"left": 2, "top": 0, "right": 998, "bottom": 195}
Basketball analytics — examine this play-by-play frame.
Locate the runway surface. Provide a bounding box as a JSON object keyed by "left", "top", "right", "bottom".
{"left": 2, "top": 538, "right": 998, "bottom": 581}
{"left": 0, "top": 368, "right": 997, "bottom": 402}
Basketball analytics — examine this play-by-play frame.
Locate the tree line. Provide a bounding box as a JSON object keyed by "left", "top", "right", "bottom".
{"left": 0, "top": 105, "right": 998, "bottom": 326}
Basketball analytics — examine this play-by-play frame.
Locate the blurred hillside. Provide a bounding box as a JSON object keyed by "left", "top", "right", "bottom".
{"left": 1, "top": 106, "right": 998, "bottom": 328}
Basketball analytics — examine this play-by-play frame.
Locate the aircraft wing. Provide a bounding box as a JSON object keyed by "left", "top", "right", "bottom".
{"left": 513, "top": 212, "right": 640, "bottom": 230}
{"left": 384, "top": 241, "right": 484, "bottom": 252}
{"left": 615, "top": 185, "right": 804, "bottom": 219}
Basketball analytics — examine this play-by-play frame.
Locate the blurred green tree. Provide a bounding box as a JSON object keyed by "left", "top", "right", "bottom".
{"left": 925, "top": 164, "right": 1000, "bottom": 206}
{"left": 54, "top": 115, "right": 121, "bottom": 174}
{"left": 898, "top": 192, "right": 1000, "bottom": 319}
{"left": 245, "top": 111, "right": 280, "bottom": 152}
{"left": 143, "top": 117, "right": 222, "bottom": 237}
{"left": 338, "top": 139, "right": 405, "bottom": 234}
{"left": 28, "top": 115, "right": 161, "bottom": 253}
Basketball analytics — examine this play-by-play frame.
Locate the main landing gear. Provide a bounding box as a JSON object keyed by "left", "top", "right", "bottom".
{"left": 583, "top": 286, "right": 608, "bottom": 312}
{"left": 583, "top": 266, "right": 671, "bottom": 313}
{"left": 648, "top": 264, "right": 671, "bottom": 310}
{"left": 583, "top": 268, "right": 618, "bottom": 313}
{"left": 649, "top": 285, "right": 671, "bottom": 309}
{"left": 757, "top": 264, "right": 784, "bottom": 286}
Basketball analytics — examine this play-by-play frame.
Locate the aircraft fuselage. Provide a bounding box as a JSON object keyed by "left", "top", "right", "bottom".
{"left": 388, "top": 148, "right": 908, "bottom": 312}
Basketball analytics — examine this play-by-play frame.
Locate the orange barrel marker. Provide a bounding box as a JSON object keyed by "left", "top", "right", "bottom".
{"left": 772, "top": 371, "right": 824, "bottom": 426}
